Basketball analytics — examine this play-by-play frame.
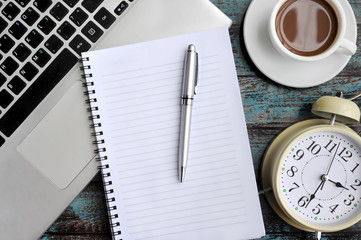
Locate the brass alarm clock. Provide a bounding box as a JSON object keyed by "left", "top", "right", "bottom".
{"left": 262, "top": 92, "right": 361, "bottom": 237}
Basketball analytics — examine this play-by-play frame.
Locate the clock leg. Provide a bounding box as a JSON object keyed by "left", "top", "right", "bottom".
{"left": 315, "top": 231, "right": 322, "bottom": 240}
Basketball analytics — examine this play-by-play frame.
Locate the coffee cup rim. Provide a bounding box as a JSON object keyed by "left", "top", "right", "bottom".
{"left": 269, "top": 0, "right": 347, "bottom": 62}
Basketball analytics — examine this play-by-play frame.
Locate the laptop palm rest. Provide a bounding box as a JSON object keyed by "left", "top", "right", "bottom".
{"left": 17, "top": 81, "right": 95, "bottom": 189}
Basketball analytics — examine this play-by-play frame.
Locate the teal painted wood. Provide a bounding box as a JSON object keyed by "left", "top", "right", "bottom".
{"left": 40, "top": 179, "right": 111, "bottom": 239}
{"left": 42, "top": 0, "right": 361, "bottom": 239}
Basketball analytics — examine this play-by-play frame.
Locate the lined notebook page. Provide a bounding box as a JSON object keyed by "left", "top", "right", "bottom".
{"left": 82, "top": 27, "right": 264, "bottom": 240}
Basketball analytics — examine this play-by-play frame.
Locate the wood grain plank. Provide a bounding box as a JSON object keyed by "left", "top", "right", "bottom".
{"left": 41, "top": 181, "right": 111, "bottom": 239}
{"left": 41, "top": 235, "right": 111, "bottom": 240}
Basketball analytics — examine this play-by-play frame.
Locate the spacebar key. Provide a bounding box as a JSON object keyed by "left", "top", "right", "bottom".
{"left": 0, "top": 49, "right": 78, "bottom": 137}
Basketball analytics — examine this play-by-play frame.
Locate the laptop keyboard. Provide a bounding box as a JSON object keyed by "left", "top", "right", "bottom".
{"left": 0, "top": 0, "right": 134, "bottom": 147}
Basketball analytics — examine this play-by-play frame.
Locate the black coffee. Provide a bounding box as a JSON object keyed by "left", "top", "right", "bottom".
{"left": 275, "top": 0, "right": 338, "bottom": 56}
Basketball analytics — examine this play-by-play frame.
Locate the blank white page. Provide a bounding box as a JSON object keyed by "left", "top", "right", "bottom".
{"left": 82, "top": 27, "right": 264, "bottom": 240}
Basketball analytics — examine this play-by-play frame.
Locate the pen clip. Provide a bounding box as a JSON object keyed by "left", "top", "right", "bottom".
{"left": 194, "top": 52, "right": 198, "bottom": 95}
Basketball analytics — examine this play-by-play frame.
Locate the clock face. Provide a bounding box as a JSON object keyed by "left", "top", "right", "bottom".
{"left": 280, "top": 130, "right": 361, "bottom": 227}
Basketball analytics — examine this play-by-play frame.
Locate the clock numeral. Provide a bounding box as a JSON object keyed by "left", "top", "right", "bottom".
{"left": 287, "top": 166, "right": 298, "bottom": 177}
{"left": 350, "top": 179, "right": 361, "bottom": 191}
{"left": 338, "top": 147, "right": 352, "bottom": 162}
{"left": 293, "top": 149, "right": 304, "bottom": 161}
{"left": 344, "top": 194, "right": 355, "bottom": 206}
{"left": 307, "top": 140, "right": 321, "bottom": 155}
{"left": 298, "top": 196, "right": 309, "bottom": 207}
{"left": 324, "top": 139, "right": 337, "bottom": 153}
{"left": 351, "top": 163, "right": 360, "bottom": 173}
{"left": 312, "top": 203, "right": 323, "bottom": 215}
{"left": 289, "top": 182, "right": 300, "bottom": 192}
{"left": 329, "top": 204, "right": 339, "bottom": 214}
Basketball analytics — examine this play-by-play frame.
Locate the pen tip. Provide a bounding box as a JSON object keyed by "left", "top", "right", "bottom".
{"left": 180, "top": 167, "right": 186, "bottom": 183}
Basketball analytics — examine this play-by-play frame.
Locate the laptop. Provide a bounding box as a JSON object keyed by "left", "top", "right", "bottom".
{"left": 0, "top": 0, "right": 231, "bottom": 239}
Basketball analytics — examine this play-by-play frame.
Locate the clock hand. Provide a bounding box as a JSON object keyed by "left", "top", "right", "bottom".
{"left": 305, "top": 180, "right": 325, "bottom": 208}
{"left": 324, "top": 142, "right": 340, "bottom": 176}
{"left": 328, "top": 179, "right": 349, "bottom": 190}
{"left": 321, "top": 143, "right": 340, "bottom": 190}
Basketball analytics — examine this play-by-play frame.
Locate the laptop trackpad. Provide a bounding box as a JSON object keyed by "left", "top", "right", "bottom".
{"left": 17, "top": 81, "right": 95, "bottom": 189}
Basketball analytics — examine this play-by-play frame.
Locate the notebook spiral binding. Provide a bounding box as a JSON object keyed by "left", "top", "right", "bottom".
{"left": 80, "top": 57, "right": 122, "bottom": 239}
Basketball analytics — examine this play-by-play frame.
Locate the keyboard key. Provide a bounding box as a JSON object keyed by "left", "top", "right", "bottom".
{"left": 0, "top": 35, "right": 15, "bottom": 53}
{"left": 9, "top": 21, "right": 28, "bottom": 39}
{"left": 2, "top": 3, "right": 21, "bottom": 21}
{"left": 50, "top": 3, "right": 69, "bottom": 21}
{"left": 13, "top": 43, "right": 31, "bottom": 62}
{"left": 0, "top": 72, "right": 6, "bottom": 87}
{"left": 0, "top": 56, "right": 19, "bottom": 76}
{"left": 63, "top": 0, "right": 79, "bottom": 8}
{"left": 69, "top": 34, "right": 90, "bottom": 55}
{"left": 15, "top": 0, "right": 31, "bottom": 8}
{"left": 20, "top": 62, "right": 38, "bottom": 81}
{"left": 0, "top": 89, "right": 14, "bottom": 109}
{"left": 0, "top": 49, "right": 78, "bottom": 137}
{"left": 82, "top": 0, "right": 103, "bottom": 13}
{"left": 33, "top": 0, "right": 53, "bottom": 13}
{"left": 114, "top": 1, "right": 128, "bottom": 16}
{"left": 25, "top": 29, "right": 44, "bottom": 48}
{"left": 45, "top": 34, "right": 63, "bottom": 53}
{"left": 57, "top": 21, "right": 76, "bottom": 40}
{"left": 32, "top": 48, "right": 50, "bottom": 67}
{"left": 0, "top": 17, "right": 8, "bottom": 34}
{"left": 81, "top": 21, "right": 103, "bottom": 43}
{"left": 7, "top": 75, "right": 26, "bottom": 95}
{"left": 21, "top": 7, "right": 40, "bottom": 26}
{"left": 69, "top": 7, "right": 88, "bottom": 26}
{"left": 37, "top": 16, "right": 56, "bottom": 35}
{"left": 94, "top": 7, "right": 115, "bottom": 29}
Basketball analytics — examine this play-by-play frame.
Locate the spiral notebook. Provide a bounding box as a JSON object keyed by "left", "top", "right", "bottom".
{"left": 81, "top": 27, "right": 265, "bottom": 240}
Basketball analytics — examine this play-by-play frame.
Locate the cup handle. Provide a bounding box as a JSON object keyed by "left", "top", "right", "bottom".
{"left": 336, "top": 39, "right": 357, "bottom": 55}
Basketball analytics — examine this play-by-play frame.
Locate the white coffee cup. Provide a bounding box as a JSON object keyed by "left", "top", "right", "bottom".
{"left": 269, "top": 0, "right": 357, "bottom": 62}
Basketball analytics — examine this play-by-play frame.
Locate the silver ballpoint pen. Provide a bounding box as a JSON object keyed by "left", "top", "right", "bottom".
{"left": 179, "top": 44, "right": 198, "bottom": 182}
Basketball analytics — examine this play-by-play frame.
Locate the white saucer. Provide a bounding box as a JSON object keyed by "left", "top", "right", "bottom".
{"left": 243, "top": 0, "right": 357, "bottom": 88}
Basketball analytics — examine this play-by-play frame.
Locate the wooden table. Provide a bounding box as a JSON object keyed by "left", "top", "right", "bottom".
{"left": 41, "top": 0, "right": 361, "bottom": 239}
